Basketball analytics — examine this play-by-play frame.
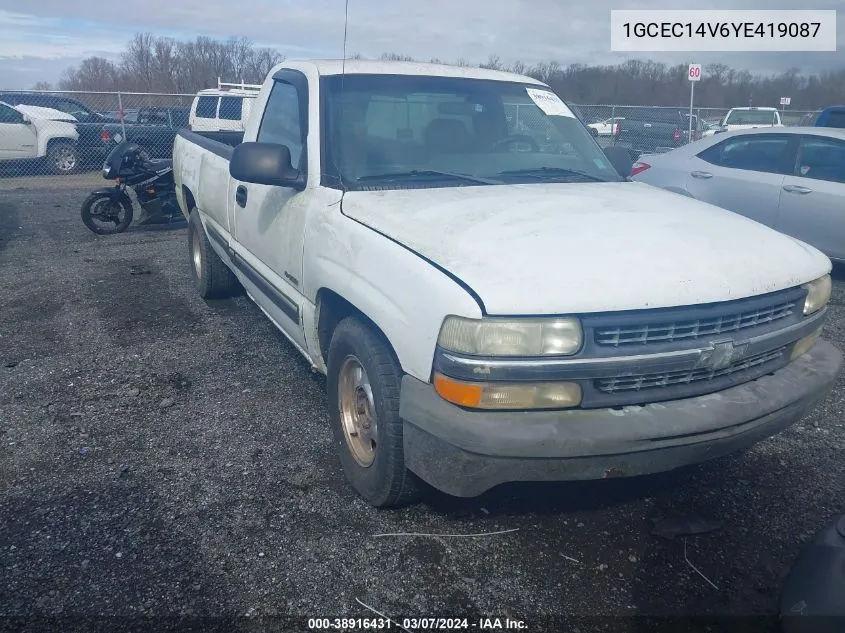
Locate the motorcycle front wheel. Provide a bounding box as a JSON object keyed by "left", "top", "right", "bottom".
{"left": 80, "top": 193, "right": 134, "bottom": 235}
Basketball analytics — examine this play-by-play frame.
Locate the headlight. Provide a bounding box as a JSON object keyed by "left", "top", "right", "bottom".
{"left": 803, "top": 275, "right": 831, "bottom": 315}
{"left": 437, "top": 316, "right": 583, "bottom": 356}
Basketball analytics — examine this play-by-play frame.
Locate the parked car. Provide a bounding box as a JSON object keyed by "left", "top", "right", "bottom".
{"left": 588, "top": 116, "right": 624, "bottom": 137}
{"left": 814, "top": 106, "right": 845, "bottom": 129}
{"left": 631, "top": 127, "right": 845, "bottom": 260}
{"left": 615, "top": 107, "right": 688, "bottom": 156}
{"left": 189, "top": 80, "right": 261, "bottom": 132}
{"left": 0, "top": 101, "right": 80, "bottom": 174}
{"left": 0, "top": 91, "right": 116, "bottom": 165}
{"left": 174, "top": 60, "right": 840, "bottom": 507}
{"left": 718, "top": 106, "right": 784, "bottom": 133}
{"left": 98, "top": 107, "right": 189, "bottom": 158}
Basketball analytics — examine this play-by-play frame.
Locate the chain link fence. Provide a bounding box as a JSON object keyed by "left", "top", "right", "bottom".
{"left": 0, "top": 90, "right": 194, "bottom": 179}
{"left": 0, "top": 89, "right": 827, "bottom": 179}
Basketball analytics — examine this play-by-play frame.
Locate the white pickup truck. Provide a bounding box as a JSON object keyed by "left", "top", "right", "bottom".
{"left": 173, "top": 60, "right": 842, "bottom": 507}
{"left": 0, "top": 101, "right": 80, "bottom": 174}
{"left": 718, "top": 106, "right": 785, "bottom": 133}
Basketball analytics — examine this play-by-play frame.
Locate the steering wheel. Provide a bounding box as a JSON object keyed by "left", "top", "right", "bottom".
{"left": 490, "top": 134, "right": 540, "bottom": 153}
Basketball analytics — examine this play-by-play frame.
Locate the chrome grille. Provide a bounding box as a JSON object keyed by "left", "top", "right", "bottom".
{"left": 595, "top": 346, "right": 787, "bottom": 394}
{"left": 595, "top": 301, "right": 796, "bottom": 347}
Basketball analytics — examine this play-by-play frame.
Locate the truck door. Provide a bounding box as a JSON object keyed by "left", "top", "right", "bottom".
{"left": 230, "top": 73, "right": 310, "bottom": 350}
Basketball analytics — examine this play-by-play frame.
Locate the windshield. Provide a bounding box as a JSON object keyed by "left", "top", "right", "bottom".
{"left": 321, "top": 74, "right": 622, "bottom": 189}
{"left": 725, "top": 110, "right": 777, "bottom": 125}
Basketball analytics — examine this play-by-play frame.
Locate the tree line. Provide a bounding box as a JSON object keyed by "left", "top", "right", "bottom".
{"left": 42, "top": 33, "right": 844, "bottom": 109}
{"left": 52, "top": 33, "right": 285, "bottom": 94}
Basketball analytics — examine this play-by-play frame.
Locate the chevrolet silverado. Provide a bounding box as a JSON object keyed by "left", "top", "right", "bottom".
{"left": 172, "top": 60, "right": 842, "bottom": 507}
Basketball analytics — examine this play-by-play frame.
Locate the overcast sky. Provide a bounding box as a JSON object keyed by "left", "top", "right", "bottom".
{"left": 0, "top": 0, "right": 842, "bottom": 89}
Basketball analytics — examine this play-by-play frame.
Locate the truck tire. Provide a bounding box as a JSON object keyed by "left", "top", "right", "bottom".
{"left": 327, "top": 316, "right": 422, "bottom": 507}
{"left": 187, "top": 208, "right": 241, "bottom": 299}
{"left": 46, "top": 141, "right": 79, "bottom": 175}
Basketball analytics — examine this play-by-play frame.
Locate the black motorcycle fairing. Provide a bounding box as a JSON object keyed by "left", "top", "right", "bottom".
{"left": 102, "top": 142, "right": 146, "bottom": 180}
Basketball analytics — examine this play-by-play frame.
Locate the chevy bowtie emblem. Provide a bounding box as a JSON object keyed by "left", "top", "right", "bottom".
{"left": 698, "top": 341, "right": 749, "bottom": 371}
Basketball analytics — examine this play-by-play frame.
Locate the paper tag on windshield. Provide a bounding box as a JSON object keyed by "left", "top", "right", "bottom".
{"left": 526, "top": 88, "right": 575, "bottom": 118}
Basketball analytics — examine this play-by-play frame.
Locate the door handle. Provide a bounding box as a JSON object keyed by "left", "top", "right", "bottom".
{"left": 235, "top": 185, "right": 248, "bottom": 207}
{"left": 690, "top": 171, "right": 713, "bottom": 179}
{"left": 783, "top": 184, "right": 813, "bottom": 194}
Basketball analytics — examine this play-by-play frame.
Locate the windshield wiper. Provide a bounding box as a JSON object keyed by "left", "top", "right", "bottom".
{"left": 356, "top": 169, "right": 501, "bottom": 185}
{"left": 494, "top": 167, "right": 610, "bottom": 182}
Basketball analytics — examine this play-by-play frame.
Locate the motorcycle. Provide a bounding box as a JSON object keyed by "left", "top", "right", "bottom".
{"left": 80, "top": 141, "right": 184, "bottom": 235}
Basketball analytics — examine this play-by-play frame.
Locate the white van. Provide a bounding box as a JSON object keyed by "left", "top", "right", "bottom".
{"left": 188, "top": 80, "right": 261, "bottom": 132}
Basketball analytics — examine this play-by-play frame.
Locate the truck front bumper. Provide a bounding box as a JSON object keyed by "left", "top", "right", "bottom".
{"left": 399, "top": 340, "right": 842, "bottom": 497}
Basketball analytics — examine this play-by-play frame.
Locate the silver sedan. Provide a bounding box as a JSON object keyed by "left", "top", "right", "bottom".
{"left": 630, "top": 127, "right": 845, "bottom": 261}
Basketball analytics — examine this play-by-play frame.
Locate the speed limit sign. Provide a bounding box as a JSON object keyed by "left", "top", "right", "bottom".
{"left": 688, "top": 64, "right": 702, "bottom": 81}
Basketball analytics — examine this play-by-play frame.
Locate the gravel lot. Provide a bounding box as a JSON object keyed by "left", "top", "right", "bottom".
{"left": 2, "top": 173, "right": 845, "bottom": 633}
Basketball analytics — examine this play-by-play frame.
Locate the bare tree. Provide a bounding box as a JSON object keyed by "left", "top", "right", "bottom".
{"left": 380, "top": 53, "right": 414, "bottom": 61}
{"left": 151, "top": 37, "right": 179, "bottom": 93}
{"left": 59, "top": 57, "right": 120, "bottom": 91}
{"left": 245, "top": 47, "right": 285, "bottom": 84}
{"left": 227, "top": 36, "right": 255, "bottom": 84}
{"left": 31, "top": 81, "right": 52, "bottom": 91}
{"left": 121, "top": 33, "right": 156, "bottom": 91}
{"left": 480, "top": 54, "right": 503, "bottom": 70}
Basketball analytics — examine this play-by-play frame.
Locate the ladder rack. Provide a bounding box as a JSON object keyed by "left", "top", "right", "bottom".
{"left": 217, "top": 78, "right": 262, "bottom": 91}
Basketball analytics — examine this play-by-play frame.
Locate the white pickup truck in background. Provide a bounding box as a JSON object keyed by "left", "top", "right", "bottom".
{"left": 718, "top": 106, "right": 785, "bottom": 133}
{"left": 0, "top": 101, "right": 80, "bottom": 174}
{"left": 173, "top": 60, "right": 841, "bottom": 507}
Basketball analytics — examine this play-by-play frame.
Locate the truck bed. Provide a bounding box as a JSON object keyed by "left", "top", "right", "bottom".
{"left": 177, "top": 129, "right": 244, "bottom": 156}
{"left": 173, "top": 129, "right": 245, "bottom": 228}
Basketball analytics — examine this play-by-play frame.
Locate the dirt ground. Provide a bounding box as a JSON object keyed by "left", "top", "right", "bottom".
{"left": 1, "top": 174, "right": 844, "bottom": 633}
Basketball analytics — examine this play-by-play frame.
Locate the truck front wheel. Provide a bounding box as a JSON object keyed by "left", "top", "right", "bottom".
{"left": 187, "top": 209, "right": 241, "bottom": 299}
{"left": 327, "top": 316, "right": 422, "bottom": 507}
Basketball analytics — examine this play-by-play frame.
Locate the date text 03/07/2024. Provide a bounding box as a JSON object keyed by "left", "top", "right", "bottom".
{"left": 307, "top": 617, "right": 528, "bottom": 630}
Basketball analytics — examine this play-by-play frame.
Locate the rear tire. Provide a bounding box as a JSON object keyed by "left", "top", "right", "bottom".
{"left": 327, "top": 316, "right": 423, "bottom": 508}
{"left": 188, "top": 208, "right": 241, "bottom": 299}
{"left": 80, "top": 193, "right": 133, "bottom": 235}
{"left": 46, "top": 141, "right": 79, "bottom": 175}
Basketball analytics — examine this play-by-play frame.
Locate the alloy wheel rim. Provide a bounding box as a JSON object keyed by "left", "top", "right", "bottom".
{"left": 54, "top": 148, "right": 76, "bottom": 172}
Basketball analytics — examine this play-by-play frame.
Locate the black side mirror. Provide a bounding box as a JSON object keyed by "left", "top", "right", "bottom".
{"left": 230, "top": 142, "right": 305, "bottom": 190}
{"left": 603, "top": 146, "right": 634, "bottom": 178}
